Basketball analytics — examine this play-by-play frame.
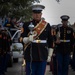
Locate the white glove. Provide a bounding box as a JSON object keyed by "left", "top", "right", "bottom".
{"left": 47, "top": 48, "right": 54, "bottom": 62}
{"left": 23, "top": 37, "right": 29, "bottom": 44}
{"left": 23, "top": 34, "right": 35, "bottom": 43}
{"left": 28, "top": 35, "right": 34, "bottom": 42}
{"left": 47, "top": 56, "right": 51, "bottom": 62}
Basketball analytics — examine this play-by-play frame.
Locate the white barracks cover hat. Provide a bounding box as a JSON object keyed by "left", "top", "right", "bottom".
{"left": 31, "top": 4, "right": 45, "bottom": 13}
{"left": 60, "top": 15, "right": 70, "bottom": 21}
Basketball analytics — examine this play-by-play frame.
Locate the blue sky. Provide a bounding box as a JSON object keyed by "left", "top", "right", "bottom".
{"left": 39, "top": 0, "right": 75, "bottom": 25}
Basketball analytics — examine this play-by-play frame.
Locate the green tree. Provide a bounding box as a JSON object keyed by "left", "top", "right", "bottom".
{"left": 0, "top": 0, "right": 60, "bottom": 21}
{"left": 0, "top": 0, "right": 41, "bottom": 21}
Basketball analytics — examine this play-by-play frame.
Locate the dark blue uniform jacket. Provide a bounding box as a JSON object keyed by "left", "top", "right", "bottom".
{"left": 21, "top": 19, "right": 53, "bottom": 61}
{"left": 55, "top": 26, "right": 74, "bottom": 55}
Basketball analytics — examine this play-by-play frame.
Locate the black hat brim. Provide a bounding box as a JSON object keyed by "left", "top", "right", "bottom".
{"left": 32, "top": 10, "right": 42, "bottom": 13}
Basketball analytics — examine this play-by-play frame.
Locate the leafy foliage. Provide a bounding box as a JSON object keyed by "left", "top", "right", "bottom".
{"left": 0, "top": 0, "right": 40, "bottom": 21}
{"left": 0, "top": 0, "right": 60, "bottom": 21}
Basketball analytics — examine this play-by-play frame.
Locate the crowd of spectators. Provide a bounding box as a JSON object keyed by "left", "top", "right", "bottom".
{"left": 0, "top": 16, "right": 24, "bottom": 36}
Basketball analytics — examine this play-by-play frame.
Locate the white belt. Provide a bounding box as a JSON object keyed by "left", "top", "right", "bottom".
{"left": 32, "top": 40, "right": 47, "bottom": 43}
{"left": 60, "top": 40, "right": 70, "bottom": 42}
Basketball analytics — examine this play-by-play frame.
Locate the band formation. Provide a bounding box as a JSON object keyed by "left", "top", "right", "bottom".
{"left": 0, "top": 3, "right": 75, "bottom": 75}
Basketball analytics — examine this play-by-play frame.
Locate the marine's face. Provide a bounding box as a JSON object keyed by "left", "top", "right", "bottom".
{"left": 32, "top": 12, "right": 42, "bottom": 21}
{"left": 61, "top": 20, "right": 68, "bottom": 26}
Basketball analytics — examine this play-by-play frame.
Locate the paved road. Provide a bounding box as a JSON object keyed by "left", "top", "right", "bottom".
{"left": 5, "top": 58, "right": 75, "bottom": 75}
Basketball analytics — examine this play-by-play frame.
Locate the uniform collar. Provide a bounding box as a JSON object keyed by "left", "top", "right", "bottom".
{"left": 62, "top": 25, "right": 68, "bottom": 28}
{"left": 32, "top": 19, "right": 41, "bottom": 25}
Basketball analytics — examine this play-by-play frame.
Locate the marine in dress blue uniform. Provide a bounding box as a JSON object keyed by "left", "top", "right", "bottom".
{"left": 55, "top": 15, "right": 74, "bottom": 75}
{"left": 3, "top": 29, "right": 12, "bottom": 72}
{"left": 0, "top": 28, "right": 12, "bottom": 75}
{"left": 20, "top": 4, "right": 53, "bottom": 75}
{"left": 0, "top": 28, "right": 8, "bottom": 75}
{"left": 71, "top": 32, "right": 75, "bottom": 71}
{"left": 50, "top": 27, "right": 57, "bottom": 75}
{"left": 0, "top": 29, "right": 3, "bottom": 75}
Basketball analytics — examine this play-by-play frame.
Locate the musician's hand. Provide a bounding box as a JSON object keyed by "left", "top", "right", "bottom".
{"left": 53, "top": 53, "right": 56, "bottom": 56}
{"left": 47, "top": 48, "right": 54, "bottom": 62}
{"left": 28, "top": 35, "right": 34, "bottom": 42}
{"left": 19, "top": 37, "right": 23, "bottom": 42}
{"left": 47, "top": 56, "right": 51, "bottom": 62}
{"left": 23, "top": 37, "right": 29, "bottom": 44}
{"left": 56, "top": 39, "right": 60, "bottom": 44}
